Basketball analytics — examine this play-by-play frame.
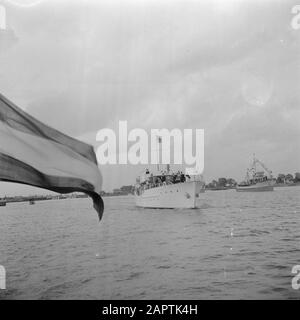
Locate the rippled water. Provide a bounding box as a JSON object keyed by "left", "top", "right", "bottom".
{"left": 0, "top": 186, "right": 300, "bottom": 299}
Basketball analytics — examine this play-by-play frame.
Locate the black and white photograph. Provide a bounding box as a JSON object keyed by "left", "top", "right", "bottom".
{"left": 0, "top": 0, "right": 300, "bottom": 303}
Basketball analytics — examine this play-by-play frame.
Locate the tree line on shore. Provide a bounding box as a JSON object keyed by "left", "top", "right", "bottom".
{"left": 1, "top": 173, "right": 299, "bottom": 202}
{"left": 276, "top": 172, "right": 300, "bottom": 184}
{"left": 206, "top": 172, "right": 300, "bottom": 189}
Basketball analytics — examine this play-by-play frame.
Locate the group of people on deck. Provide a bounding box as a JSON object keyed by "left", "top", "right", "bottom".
{"left": 249, "top": 175, "right": 269, "bottom": 185}
{"left": 138, "top": 169, "right": 190, "bottom": 191}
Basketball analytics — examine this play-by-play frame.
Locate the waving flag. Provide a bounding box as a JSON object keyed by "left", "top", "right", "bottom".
{"left": 0, "top": 93, "right": 104, "bottom": 220}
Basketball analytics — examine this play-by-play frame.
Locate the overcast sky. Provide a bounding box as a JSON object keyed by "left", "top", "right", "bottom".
{"left": 0, "top": 0, "right": 299, "bottom": 194}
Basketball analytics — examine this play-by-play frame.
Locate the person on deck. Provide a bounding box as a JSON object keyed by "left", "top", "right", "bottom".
{"left": 180, "top": 172, "right": 186, "bottom": 183}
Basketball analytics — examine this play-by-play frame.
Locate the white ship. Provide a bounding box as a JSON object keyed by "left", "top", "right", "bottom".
{"left": 236, "top": 155, "right": 275, "bottom": 192}
{"left": 135, "top": 167, "right": 205, "bottom": 209}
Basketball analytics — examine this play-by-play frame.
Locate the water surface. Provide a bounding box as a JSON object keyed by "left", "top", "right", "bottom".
{"left": 0, "top": 186, "right": 300, "bottom": 299}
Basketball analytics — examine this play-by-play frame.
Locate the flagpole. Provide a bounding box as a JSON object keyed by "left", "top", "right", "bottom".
{"left": 157, "top": 136, "right": 161, "bottom": 172}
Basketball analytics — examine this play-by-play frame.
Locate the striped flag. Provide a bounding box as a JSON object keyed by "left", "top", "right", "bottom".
{"left": 0, "top": 93, "right": 104, "bottom": 220}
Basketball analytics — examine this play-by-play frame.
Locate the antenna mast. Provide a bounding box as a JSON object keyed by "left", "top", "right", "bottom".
{"left": 157, "top": 136, "right": 161, "bottom": 172}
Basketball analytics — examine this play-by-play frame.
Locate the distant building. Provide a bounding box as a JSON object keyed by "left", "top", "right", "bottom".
{"left": 112, "top": 188, "right": 127, "bottom": 196}
{"left": 120, "top": 185, "right": 134, "bottom": 194}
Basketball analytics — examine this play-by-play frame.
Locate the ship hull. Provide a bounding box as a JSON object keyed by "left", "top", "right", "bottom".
{"left": 236, "top": 181, "right": 275, "bottom": 192}
{"left": 135, "top": 181, "right": 204, "bottom": 209}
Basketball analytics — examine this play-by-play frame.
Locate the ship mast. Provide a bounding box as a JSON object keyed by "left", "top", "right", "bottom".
{"left": 156, "top": 136, "right": 161, "bottom": 172}
{"left": 253, "top": 153, "right": 256, "bottom": 174}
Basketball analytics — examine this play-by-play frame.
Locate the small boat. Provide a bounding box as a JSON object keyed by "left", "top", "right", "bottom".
{"left": 0, "top": 200, "right": 6, "bottom": 207}
{"left": 134, "top": 166, "right": 205, "bottom": 209}
{"left": 29, "top": 199, "right": 35, "bottom": 205}
{"left": 236, "top": 155, "right": 275, "bottom": 192}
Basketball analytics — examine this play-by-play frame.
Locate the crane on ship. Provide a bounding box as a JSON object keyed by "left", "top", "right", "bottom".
{"left": 248, "top": 154, "right": 273, "bottom": 179}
